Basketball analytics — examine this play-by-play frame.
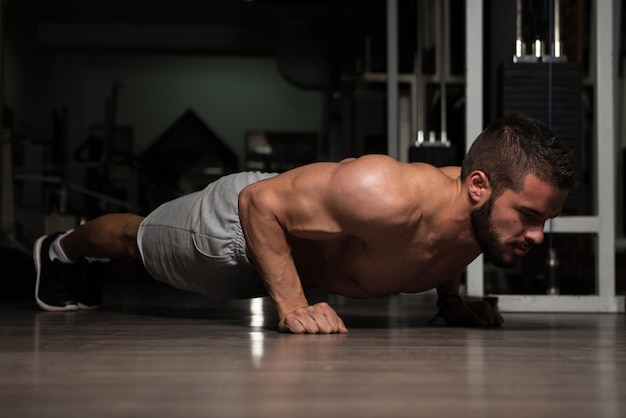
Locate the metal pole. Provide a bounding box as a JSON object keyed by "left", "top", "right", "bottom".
{"left": 387, "top": 0, "right": 398, "bottom": 160}
{"left": 440, "top": 0, "right": 449, "bottom": 144}
{"left": 416, "top": 0, "right": 427, "bottom": 145}
{"left": 554, "top": 0, "right": 562, "bottom": 57}
{"left": 515, "top": 0, "right": 523, "bottom": 57}
{"left": 595, "top": 0, "right": 616, "bottom": 298}
{"left": 465, "top": 0, "right": 484, "bottom": 297}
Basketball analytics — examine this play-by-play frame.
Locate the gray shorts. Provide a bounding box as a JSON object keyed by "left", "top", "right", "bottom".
{"left": 137, "top": 172, "right": 277, "bottom": 299}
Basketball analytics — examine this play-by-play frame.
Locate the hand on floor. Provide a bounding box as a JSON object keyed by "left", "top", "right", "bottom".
{"left": 439, "top": 300, "right": 504, "bottom": 327}
{"left": 279, "top": 302, "right": 349, "bottom": 334}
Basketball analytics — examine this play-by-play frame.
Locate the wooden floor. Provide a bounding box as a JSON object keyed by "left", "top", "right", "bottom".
{"left": 1, "top": 276, "right": 625, "bottom": 418}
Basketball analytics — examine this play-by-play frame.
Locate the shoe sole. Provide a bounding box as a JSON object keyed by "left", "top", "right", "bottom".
{"left": 78, "top": 303, "right": 101, "bottom": 310}
{"left": 33, "top": 235, "right": 78, "bottom": 312}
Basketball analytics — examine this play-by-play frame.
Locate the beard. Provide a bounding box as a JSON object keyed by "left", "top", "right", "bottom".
{"left": 470, "top": 196, "right": 525, "bottom": 268}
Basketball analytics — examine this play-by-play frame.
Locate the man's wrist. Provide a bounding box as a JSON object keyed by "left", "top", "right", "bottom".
{"left": 429, "top": 294, "right": 463, "bottom": 325}
{"left": 275, "top": 295, "right": 309, "bottom": 320}
{"left": 436, "top": 294, "right": 463, "bottom": 310}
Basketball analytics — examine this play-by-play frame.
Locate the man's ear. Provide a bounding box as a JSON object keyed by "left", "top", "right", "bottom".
{"left": 467, "top": 170, "right": 491, "bottom": 204}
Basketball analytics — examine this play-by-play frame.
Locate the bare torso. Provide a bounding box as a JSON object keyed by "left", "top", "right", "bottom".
{"left": 283, "top": 162, "right": 479, "bottom": 298}
{"left": 290, "top": 223, "right": 478, "bottom": 298}
{"left": 239, "top": 155, "right": 481, "bottom": 310}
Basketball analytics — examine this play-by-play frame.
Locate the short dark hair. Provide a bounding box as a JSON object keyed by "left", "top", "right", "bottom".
{"left": 460, "top": 114, "right": 575, "bottom": 198}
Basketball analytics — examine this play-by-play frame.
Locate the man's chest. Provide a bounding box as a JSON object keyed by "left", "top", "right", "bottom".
{"left": 339, "top": 236, "right": 476, "bottom": 294}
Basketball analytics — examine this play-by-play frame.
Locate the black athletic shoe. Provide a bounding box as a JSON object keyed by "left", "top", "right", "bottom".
{"left": 76, "top": 260, "right": 104, "bottom": 310}
{"left": 34, "top": 233, "right": 79, "bottom": 311}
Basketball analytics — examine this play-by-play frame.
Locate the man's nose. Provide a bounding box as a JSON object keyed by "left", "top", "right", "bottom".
{"left": 526, "top": 225, "right": 545, "bottom": 246}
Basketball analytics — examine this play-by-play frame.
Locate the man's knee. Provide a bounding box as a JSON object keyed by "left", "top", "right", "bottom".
{"left": 122, "top": 215, "right": 144, "bottom": 259}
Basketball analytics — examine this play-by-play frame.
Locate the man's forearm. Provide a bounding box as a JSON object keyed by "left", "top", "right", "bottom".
{"left": 260, "top": 260, "right": 309, "bottom": 319}
{"left": 239, "top": 185, "right": 309, "bottom": 319}
{"left": 242, "top": 231, "right": 309, "bottom": 319}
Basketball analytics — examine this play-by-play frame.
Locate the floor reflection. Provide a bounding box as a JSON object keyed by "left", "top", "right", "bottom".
{"left": 249, "top": 298, "right": 266, "bottom": 367}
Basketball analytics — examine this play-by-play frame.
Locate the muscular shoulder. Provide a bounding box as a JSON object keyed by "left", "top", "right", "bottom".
{"left": 338, "top": 157, "right": 459, "bottom": 220}
{"left": 326, "top": 156, "right": 424, "bottom": 226}
{"left": 334, "top": 155, "right": 450, "bottom": 195}
{"left": 334, "top": 154, "right": 407, "bottom": 186}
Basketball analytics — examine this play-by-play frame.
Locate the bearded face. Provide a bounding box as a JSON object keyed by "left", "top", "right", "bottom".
{"left": 470, "top": 195, "right": 525, "bottom": 268}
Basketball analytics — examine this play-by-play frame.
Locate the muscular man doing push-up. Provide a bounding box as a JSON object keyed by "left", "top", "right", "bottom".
{"left": 33, "top": 115, "right": 575, "bottom": 334}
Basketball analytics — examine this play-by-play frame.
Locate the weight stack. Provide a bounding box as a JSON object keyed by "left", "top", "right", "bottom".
{"left": 499, "top": 62, "right": 582, "bottom": 212}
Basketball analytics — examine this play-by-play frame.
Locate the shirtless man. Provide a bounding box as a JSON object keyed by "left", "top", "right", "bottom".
{"left": 33, "top": 115, "right": 575, "bottom": 334}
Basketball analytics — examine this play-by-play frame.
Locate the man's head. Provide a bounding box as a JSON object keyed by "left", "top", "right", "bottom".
{"left": 461, "top": 115, "right": 575, "bottom": 267}
{"left": 461, "top": 114, "right": 575, "bottom": 199}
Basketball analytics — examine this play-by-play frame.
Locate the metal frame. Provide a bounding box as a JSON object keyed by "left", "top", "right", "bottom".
{"left": 383, "top": 0, "right": 463, "bottom": 162}
{"left": 387, "top": 0, "right": 399, "bottom": 160}
{"left": 464, "top": 0, "right": 624, "bottom": 312}
{"left": 385, "top": 0, "right": 623, "bottom": 312}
